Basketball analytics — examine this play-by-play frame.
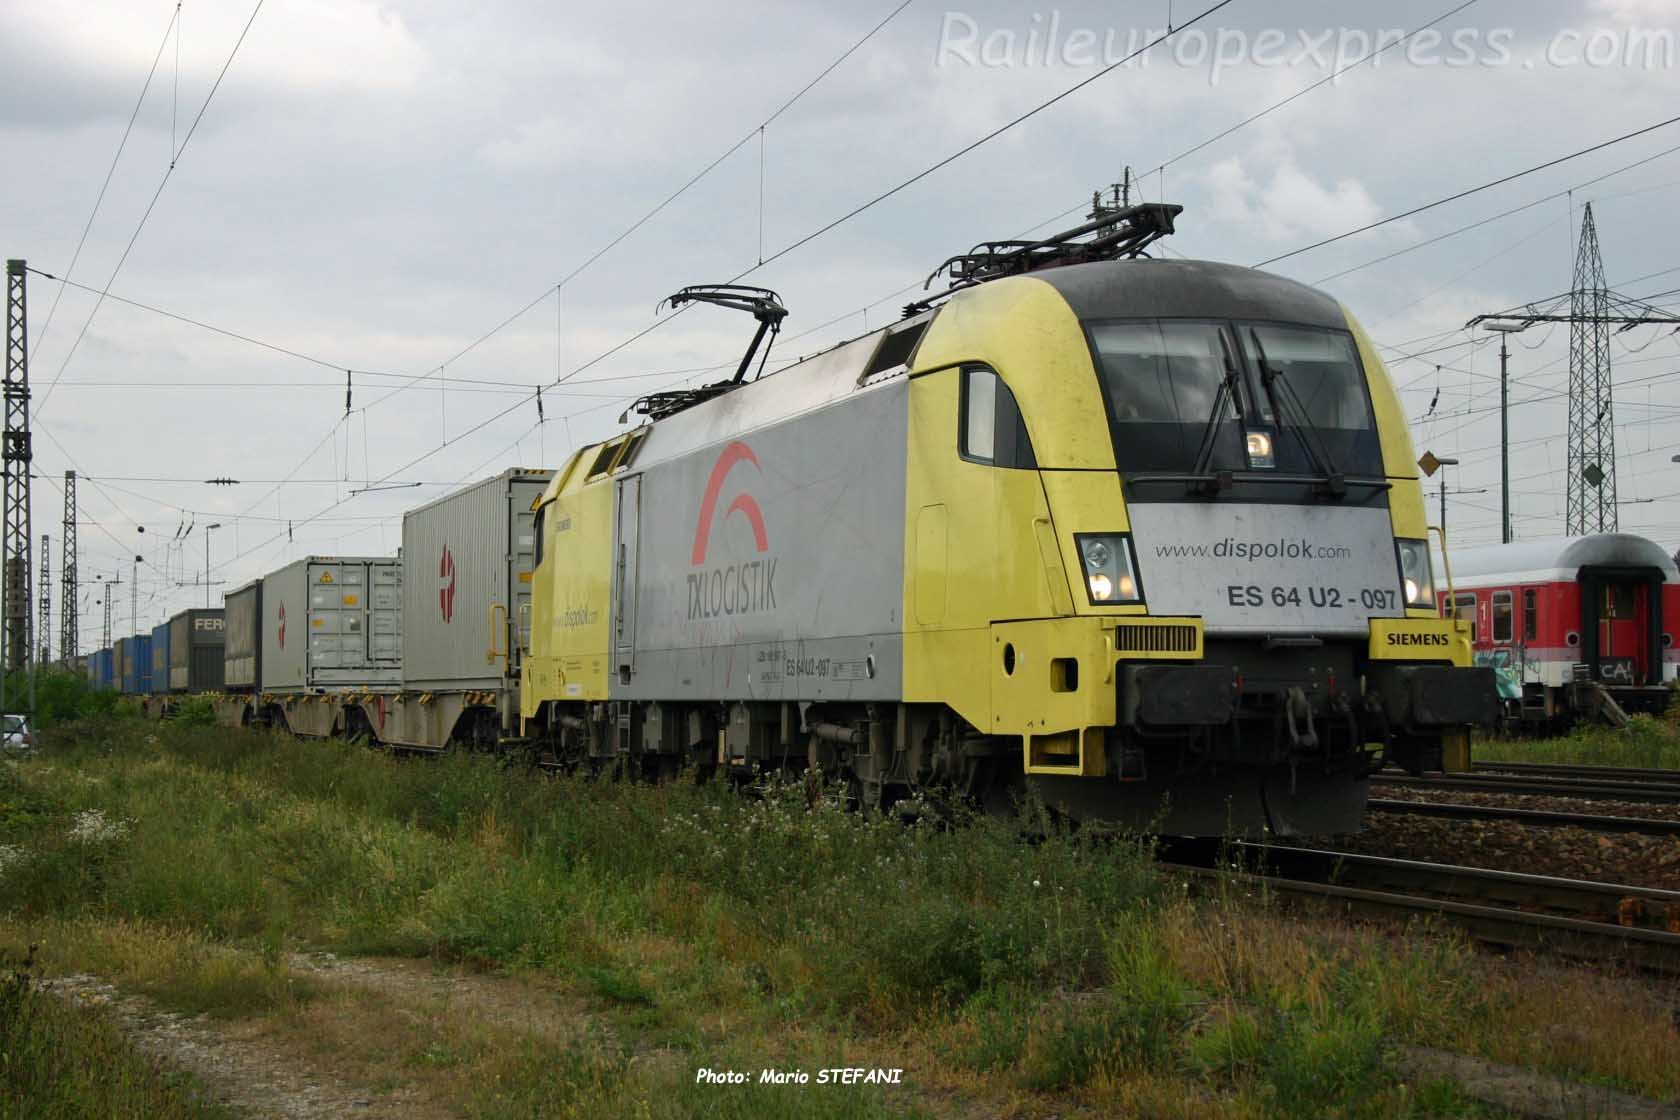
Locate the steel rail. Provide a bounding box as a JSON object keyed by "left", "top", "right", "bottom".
{"left": 1367, "top": 797, "right": 1680, "bottom": 837}
{"left": 1162, "top": 843, "right": 1680, "bottom": 975}
{"left": 1374, "top": 772, "right": 1680, "bottom": 804}
{"left": 1471, "top": 760, "right": 1680, "bottom": 784}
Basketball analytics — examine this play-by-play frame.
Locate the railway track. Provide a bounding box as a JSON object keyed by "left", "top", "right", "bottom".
{"left": 1161, "top": 841, "right": 1680, "bottom": 975}
{"left": 1373, "top": 770, "right": 1680, "bottom": 805}
{"left": 1470, "top": 760, "right": 1680, "bottom": 784}
{"left": 1367, "top": 798, "right": 1680, "bottom": 837}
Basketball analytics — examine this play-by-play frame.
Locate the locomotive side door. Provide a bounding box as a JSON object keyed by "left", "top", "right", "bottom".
{"left": 613, "top": 474, "right": 642, "bottom": 680}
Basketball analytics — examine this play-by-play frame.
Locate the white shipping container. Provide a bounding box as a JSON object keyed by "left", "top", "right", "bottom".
{"left": 259, "top": 556, "right": 402, "bottom": 693}
{"left": 401, "top": 468, "right": 552, "bottom": 692}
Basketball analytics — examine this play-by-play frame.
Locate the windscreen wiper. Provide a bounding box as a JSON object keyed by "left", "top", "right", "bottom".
{"left": 1248, "top": 328, "right": 1347, "bottom": 497}
{"left": 1185, "top": 329, "right": 1246, "bottom": 495}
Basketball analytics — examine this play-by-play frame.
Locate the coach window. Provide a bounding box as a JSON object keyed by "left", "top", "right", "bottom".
{"left": 1522, "top": 589, "right": 1537, "bottom": 642}
{"left": 959, "top": 366, "right": 1037, "bottom": 468}
{"left": 1453, "top": 592, "right": 1478, "bottom": 642}
{"left": 1492, "top": 590, "right": 1513, "bottom": 644}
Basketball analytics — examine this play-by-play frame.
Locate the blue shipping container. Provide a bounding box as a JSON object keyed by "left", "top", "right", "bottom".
{"left": 93, "top": 648, "right": 115, "bottom": 690}
{"left": 119, "top": 635, "right": 152, "bottom": 694}
{"left": 150, "top": 622, "right": 171, "bottom": 695}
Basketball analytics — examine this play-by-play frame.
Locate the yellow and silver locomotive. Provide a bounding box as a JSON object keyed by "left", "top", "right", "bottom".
{"left": 521, "top": 205, "right": 1497, "bottom": 835}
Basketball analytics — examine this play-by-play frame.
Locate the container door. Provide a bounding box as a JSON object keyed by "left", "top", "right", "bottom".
{"left": 369, "top": 564, "right": 402, "bottom": 663}
{"left": 613, "top": 475, "right": 642, "bottom": 679}
{"left": 307, "top": 563, "right": 357, "bottom": 675}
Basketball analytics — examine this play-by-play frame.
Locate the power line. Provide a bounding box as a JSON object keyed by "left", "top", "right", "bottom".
{"left": 1254, "top": 113, "right": 1680, "bottom": 268}
{"left": 33, "top": 0, "right": 267, "bottom": 421}
{"left": 1151, "top": 0, "right": 1479, "bottom": 183}
{"left": 29, "top": 5, "right": 181, "bottom": 362}
{"left": 1314, "top": 139, "right": 1680, "bottom": 286}
{"left": 363, "top": 0, "right": 919, "bottom": 418}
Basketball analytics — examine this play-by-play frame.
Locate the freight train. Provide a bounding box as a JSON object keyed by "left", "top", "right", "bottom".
{"left": 1442, "top": 534, "right": 1679, "bottom": 728}
{"left": 88, "top": 203, "right": 1499, "bottom": 836}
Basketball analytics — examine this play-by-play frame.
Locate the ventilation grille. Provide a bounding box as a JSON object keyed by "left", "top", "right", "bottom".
{"left": 1113, "top": 623, "right": 1199, "bottom": 654}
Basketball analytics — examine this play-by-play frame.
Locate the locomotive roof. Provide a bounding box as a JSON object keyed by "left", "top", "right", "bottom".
{"left": 1028, "top": 258, "right": 1347, "bottom": 330}
{"left": 1447, "top": 533, "right": 1680, "bottom": 586}
{"left": 559, "top": 258, "right": 1349, "bottom": 492}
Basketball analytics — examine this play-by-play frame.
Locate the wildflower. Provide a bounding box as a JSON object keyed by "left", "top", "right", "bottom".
{"left": 67, "top": 808, "right": 130, "bottom": 844}
{"left": 0, "top": 843, "right": 27, "bottom": 876}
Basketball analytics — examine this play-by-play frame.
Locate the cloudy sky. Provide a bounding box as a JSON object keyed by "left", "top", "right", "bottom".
{"left": 3, "top": 0, "right": 1678, "bottom": 652}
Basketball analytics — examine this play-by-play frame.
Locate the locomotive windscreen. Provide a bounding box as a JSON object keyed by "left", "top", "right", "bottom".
{"left": 1088, "top": 318, "right": 1383, "bottom": 479}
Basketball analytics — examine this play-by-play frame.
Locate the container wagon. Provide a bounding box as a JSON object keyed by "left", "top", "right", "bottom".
{"left": 141, "top": 621, "right": 172, "bottom": 717}
{"left": 381, "top": 468, "right": 552, "bottom": 750}
{"left": 169, "top": 608, "right": 225, "bottom": 693}
{"left": 116, "top": 634, "right": 151, "bottom": 695}
{"left": 150, "top": 621, "right": 170, "bottom": 694}
{"left": 214, "top": 581, "right": 263, "bottom": 726}
{"left": 226, "top": 556, "right": 401, "bottom": 736}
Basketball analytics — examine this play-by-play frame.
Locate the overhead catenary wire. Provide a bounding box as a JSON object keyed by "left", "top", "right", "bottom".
{"left": 1253, "top": 113, "right": 1680, "bottom": 268}
{"left": 359, "top": 0, "right": 919, "bottom": 420}
{"left": 28, "top": 4, "right": 181, "bottom": 362}
{"left": 33, "top": 0, "right": 268, "bottom": 420}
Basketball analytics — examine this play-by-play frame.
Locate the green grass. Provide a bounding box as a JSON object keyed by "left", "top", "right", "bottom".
{"left": 1477, "top": 692, "right": 1680, "bottom": 769}
{"left": 6, "top": 719, "right": 1679, "bottom": 1115}
{"left": 0, "top": 946, "right": 232, "bottom": 1120}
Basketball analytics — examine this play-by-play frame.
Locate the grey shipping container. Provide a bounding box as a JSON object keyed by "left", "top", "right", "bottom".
{"left": 224, "top": 580, "right": 262, "bottom": 692}
{"left": 260, "top": 556, "right": 402, "bottom": 693}
{"left": 401, "top": 468, "right": 552, "bottom": 692}
{"left": 169, "top": 608, "right": 226, "bottom": 692}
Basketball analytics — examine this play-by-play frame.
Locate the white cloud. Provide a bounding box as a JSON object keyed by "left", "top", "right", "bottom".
{"left": 1588, "top": 0, "right": 1680, "bottom": 25}
{"left": 1203, "top": 156, "right": 1387, "bottom": 243}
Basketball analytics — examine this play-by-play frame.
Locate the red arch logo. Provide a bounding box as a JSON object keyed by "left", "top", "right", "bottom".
{"left": 691, "top": 441, "right": 768, "bottom": 566}
{"left": 439, "top": 546, "right": 457, "bottom": 622}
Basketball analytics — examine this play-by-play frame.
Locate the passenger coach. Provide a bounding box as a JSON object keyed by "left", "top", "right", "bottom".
{"left": 1445, "top": 533, "right": 1679, "bottom": 725}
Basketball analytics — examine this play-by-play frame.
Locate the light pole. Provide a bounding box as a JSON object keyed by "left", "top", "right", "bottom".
{"left": 1432, "top": 456, "right": 1462, "bottom": 536}
{"left": 1481, "top": 320, "right": 1529, "bottom": 544}
{"left": 205, "top": 523, "right": 222, "bottom": 608}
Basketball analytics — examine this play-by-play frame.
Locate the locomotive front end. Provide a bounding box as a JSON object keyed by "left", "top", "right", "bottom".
{"left": 909, "top": 258, "right": 1498, "bottom": 835}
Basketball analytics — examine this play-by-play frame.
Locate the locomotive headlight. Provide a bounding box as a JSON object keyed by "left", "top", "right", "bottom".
{"left": 1394, "top": 538, "right": 1435, "bottom": 608}
{"left": 1077, "top": 534, "right": 1143, "bottom": 605}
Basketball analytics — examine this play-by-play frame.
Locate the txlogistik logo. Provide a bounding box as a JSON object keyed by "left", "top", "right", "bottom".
{"left": 688, "top": 440, "right": 778, "bottom": 622}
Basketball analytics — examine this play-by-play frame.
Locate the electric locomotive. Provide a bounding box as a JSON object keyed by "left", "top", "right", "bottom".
{"left": 520, "top": 203, "right": 1498, "bottom": 835}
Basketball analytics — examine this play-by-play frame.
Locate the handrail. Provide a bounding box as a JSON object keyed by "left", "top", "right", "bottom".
{"left": 488, "top": 604, "right": 508, "bottom": 666}
{"left": 1429, "top": 525, "right": 1456, "bottom": 620}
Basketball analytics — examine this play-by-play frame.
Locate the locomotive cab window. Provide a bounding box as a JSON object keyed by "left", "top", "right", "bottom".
{"left": 1088, "top": 318, "right": 1382, "bottom": 477}
{"left": 1491, "top": 590, "right": 1513, "bottom": 643}
{"left": 533, "top": 506, "right": 546, "bottom": 567}
{"left": 959, "top": 366, "right": 1035, "bottom": 469}
{"left": 585, "top": 442, "right": 618, "bottom": 480}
